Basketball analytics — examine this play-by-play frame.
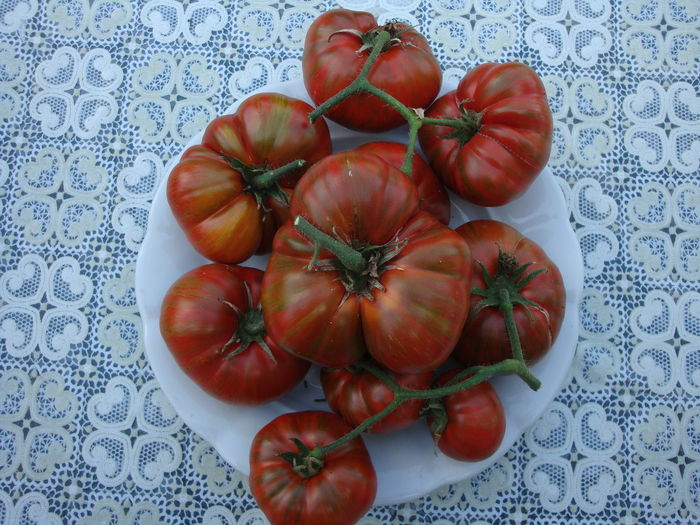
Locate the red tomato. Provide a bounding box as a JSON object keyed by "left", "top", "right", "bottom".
{"left": 303, "top": 9, "right": 442, "bottom": 132}
{"left": 321, "top": 363, "right": 432, "bottom": 434}
{"left": 262, "top": 151, "right": 471, "bottom": 373}
{"left": 354, "top": 141, "right": 451, "bottom": 224}
{"left": 167, "top": 93, "right": 331, "bottom": 263}
{"left": 159, "top": 264, "right": 310, "bottom": 405}
{"left": 427, "top": 369, "right": 505, "bottom": 462}
{"left": 419, "top": 62, "right": 552, "bottom": 206}
{"left": 452, "top": 220, "right": 565, "bottom": 366}
{"left": 249, "top": 410, "right": 376, "bottom": 525}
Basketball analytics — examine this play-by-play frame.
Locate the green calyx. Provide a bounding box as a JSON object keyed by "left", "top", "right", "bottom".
{"left": 223, "top": 155, "right": 305, "bottom": 209}
{"left": 277, "top": 438, "right": 324, "bottom": 478}
{"left": 235, "top": 308, "right": 266, "bottom": 345}
{"left": 293, "top": 216, "right": 406, "bottom": 301}
{"left": 330, "top": 241, "right": 401, "bottom": 299}
{"left": 423, "top": 399, "right": 448, "bottom": 441}
{"left": 218, "top": 284, "right": 275, "bottom": 363}
{"left": 471, "top": 250, "right": 548, "bottom": 364}
{"left": 440, "top": 103, "right": 482, "bottom": 146}
{"left": 472, "top": 250, "right": 547, "bottom": 317}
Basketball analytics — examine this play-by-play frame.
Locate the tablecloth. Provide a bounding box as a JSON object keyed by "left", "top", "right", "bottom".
{"left": 0, "top": 0, "right": 698, "bottom": 523}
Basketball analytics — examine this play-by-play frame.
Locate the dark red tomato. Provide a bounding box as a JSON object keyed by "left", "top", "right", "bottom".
{"left": 453, "top": 220, "right": 565, "bottom": 367}
{"left": 249, "top": 410, "right": 376, "bottom": 525}
{"left": 167, "top": 93, "right": 331, "bottom": 263}
{"left": 428, "top": 369, "right": 505, "bottom": 462}
{"left": 321, "top": 364, "right": 432, "bottom": 434}
{"left": 419, "top": 62, "right": 552, "bottom": 206}
{"left": 262, "top": 151, "right": 471, "bottom": 373}
{"left": 159, "top": 264, "right": 310, "bottom": 405}
{"left": 303, "top": 9, "right": 442, "bottom": 132}
{"left": 354, "top": 141, "right": 451, "bottom": 224}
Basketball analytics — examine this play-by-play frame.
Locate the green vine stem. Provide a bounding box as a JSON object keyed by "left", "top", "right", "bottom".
{"left": 293, "top": 216, "right": 366, "bottom": 273}
{"left": 308, "top": 356, "right": 540, "bottom": 460}
{"left": 250, "top": 159, "right": 306, "bottom": 190}
{"left": 224, "top": 156, "right": 306, "bottom": 191}
{"left": 307, "top": 29, "right": 469, "bottom": 177}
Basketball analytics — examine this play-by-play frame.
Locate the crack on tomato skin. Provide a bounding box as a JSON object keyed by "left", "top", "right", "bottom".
{"left": 329, "top": 22, "right": 417, "bottom": 56}
{"left": 474, "top": 129, "right": 539, "bottom": 170}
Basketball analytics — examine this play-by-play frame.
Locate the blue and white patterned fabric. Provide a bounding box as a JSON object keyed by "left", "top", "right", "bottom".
{"left": 0, "top": 1, "right": 698, "bottom": 523}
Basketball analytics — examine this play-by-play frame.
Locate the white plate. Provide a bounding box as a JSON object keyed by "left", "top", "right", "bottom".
{"left": 135, "top": 79, "right": 584, "bottom": 506}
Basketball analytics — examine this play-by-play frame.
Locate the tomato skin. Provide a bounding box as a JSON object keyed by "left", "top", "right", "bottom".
{"left": 354, "top": 141, "right": 451, "bottom": 225}
{"left": 418, "top": 62, "right": 552, "bottom": 206}
{"left": 249, "top": 410, "right": 376, "bottom": 525}
{"left": 321, "top": 365, "right": 432, "bottom": 434}
{"left": 159, "top": 264, "right": 310, "bottom": 405}
{"left": 429, "top": 369, "right": 505, "bottom": 462}
{"left": 453, "top": 220, "right": 566, "bottom": 367}
{"left": 302, "top": 9, "right": 442, "bottom": 132}
{"left": 262, "top": 151, "right": 471, "bottom": 373}
{"left": 167, "top": 93, "right": 331, "bottom": 263}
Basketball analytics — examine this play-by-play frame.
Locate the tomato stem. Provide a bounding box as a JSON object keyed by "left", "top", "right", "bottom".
{"left": 293, "top": 216, "right": 367, "bottom": 274}
{"left": 499, "top": 288, "right": 525, "bottom": 363}
{"left": 310, "top": 357, "right": 540, "bottom": 459}
{"left": 471, "top": 252, "right": 549, "bottom": 365}
{"left": 277, "top": 438, "right": 325, "bottom": 478}
{"left": 249, "top": 159, "right": 306, "bottom": 190}
{"left": 218, "top": 296, "right": 276, "bottom": 363}
{"left": 308, "top": 30, "right": 391, "bottom": 123}
{"left": 307, "top": 30, "right": 471, "bottom": 178}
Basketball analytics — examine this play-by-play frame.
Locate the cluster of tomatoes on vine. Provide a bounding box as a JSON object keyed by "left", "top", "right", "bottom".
{"left": 158, "top": 8, "right": 565, "bottom": 525}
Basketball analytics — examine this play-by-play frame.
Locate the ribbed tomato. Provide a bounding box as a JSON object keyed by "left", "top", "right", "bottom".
{"left": 419, "top": 62, "right": 552, "bottom": 206}
{"left": 302, "top": 9, "right": 442, "bottom": 132}
{"left": 427, "top": 368, "right": 506, "bottom": 462}
{"left": 452, "top": 220, "right": 565, "bottom": 367}
{"left": 159, "top": 264, "right": 310, "bottom": 405}
{"left": 249, "top": 410, "right": 376, "bottom": 525}
{"left": 321, "top": 363, "right": 432, "bottom": 434}
{"left": 261, "top": 151, "right": 471, "bottom": 373}
{"left": 167, "top": 93, "right": 331, "bottom": 263}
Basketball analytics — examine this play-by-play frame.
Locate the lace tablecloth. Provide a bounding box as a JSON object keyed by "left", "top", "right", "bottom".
{"left": 0, "top": 1, "right": 698, "bottom": 523}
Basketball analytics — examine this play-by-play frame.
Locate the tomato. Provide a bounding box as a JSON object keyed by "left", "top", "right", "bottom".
{"left": 249, "top": 410, "right": 376, "bottom": 525}
{"left": 167, "top": 93, "right": 331, "bottom": 263}
{"left": 427, "top": 369, "right": 505, "bottom": 462}
{"left": 262, "top": 151, "right": 471, "bottom": 373}
{"left": 418, "top": 62, "right": 552, "bottom": 206}
{"left": 321, "top": 363, "right": 432, "bottom": 434}
{"left": 303, "top": 9, "right": 442, "bottom": 132}
{"left": 452, "top": 220, "right": 565, "bottom": 367}
{"left": 354, "top": 141, "right": 451, "bottom": 224}
{"left": 159, "top": 264, "right": 310, "bottom": 405}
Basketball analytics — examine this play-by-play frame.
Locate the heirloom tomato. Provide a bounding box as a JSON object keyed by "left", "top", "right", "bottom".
{"left": 354, "top": 141, "right": 451, "bottom": 224}
{"left": 261, "top": 151, "right": 471, "bottom": 373}
{"left": 321, "top": 363, "right": 432, "bottom": 434}
{"left": 249, "top": 410, "right": 376, "bottom": 525}
{"left": 452, "top": 220, "right": 565, "bottom": 367}
{"left": 419, "top": 62, "right": 552, "bottom": 206}
{"left": 167, "top": 93, "right": 331, "bottom": 263}
{"left": 159, "top": 264, "right": 310, "bottom": 405}
{"left": 302, "top": 9, "right": 442, "bottom": 132}
{"left": 427, "top": 369, "right": 505, "bottom": 462}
